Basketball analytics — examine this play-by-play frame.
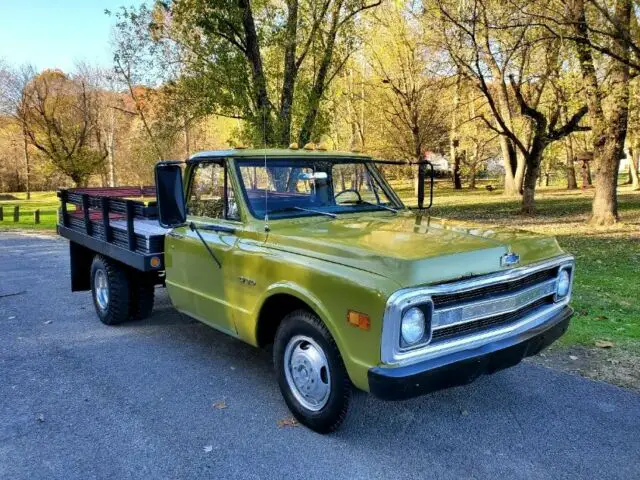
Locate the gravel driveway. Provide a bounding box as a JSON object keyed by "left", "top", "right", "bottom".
{"left": 1, "top": 232, "right": 639, "bottom": 480}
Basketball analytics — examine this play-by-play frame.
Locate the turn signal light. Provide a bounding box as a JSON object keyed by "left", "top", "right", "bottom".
{"left": 347, "top": 310, "right": 370, "bottom": 330}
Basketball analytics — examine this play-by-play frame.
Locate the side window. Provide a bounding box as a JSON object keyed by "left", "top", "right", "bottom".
{"left": 188, "top": 162, "right": 239, "bottom": 221}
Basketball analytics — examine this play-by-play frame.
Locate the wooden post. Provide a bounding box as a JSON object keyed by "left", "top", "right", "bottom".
{"left": 34, "top": 209, "right": 40, "bottom": 224}
{"left": 0, "top": 206, "right": 3, "bottom": 221}
{"left": 13, "top": 205, "right": 19, "bottom": 222}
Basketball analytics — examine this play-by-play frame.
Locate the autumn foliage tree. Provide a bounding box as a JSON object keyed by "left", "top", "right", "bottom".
{"left": 19, "top": 70, "right": 108, "bottom": 187}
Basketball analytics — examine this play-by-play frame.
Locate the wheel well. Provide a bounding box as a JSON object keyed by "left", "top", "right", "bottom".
{"left": 256, "top": 294, "right": 315, "bottom": 348}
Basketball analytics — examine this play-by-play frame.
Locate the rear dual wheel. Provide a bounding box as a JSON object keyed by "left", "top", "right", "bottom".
{"left": 90, "top": 255, "right": 155, "bottom": 325}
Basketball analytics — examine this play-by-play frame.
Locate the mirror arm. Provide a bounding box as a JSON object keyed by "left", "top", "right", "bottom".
{"left": 417, "top": 161, "right": 434, "bottom": 210}
{"left": 189, "top": 222, "right": 222, "bottom": 268}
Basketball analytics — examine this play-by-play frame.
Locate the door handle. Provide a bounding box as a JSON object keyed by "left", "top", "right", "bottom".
{"left": 168, "top": 231, "right": 184, "bottom": 239}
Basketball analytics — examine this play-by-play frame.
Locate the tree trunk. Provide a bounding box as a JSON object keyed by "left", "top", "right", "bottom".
{"left": 623, "top": 164, "right": 632, "bottom": 184}
{"left": 630, "top": 142, "right": 640, "bottom": 190}
{"left": 468, "top": 162, "right": 477, "bottom": 189}
{"left": 22, "top": 129, "right": 31, "bottom": 200}
{"left": 298, "top": 3, "right": 341, "bottom": 145}
{"left": 571, "top": 0, "right": 630, "bottom": 225}
{"left": 500, "top": 137, "right": 519, "bottom": 195}
{"left": 449, "top": 76, "right": 462, "bottom": 190}
{"left": 239, "top": 0, "right": 275, "bottom": 144}
{"left": 278, "top": 0, "right": 299, "bottom": 146}
{"left": 521, "top": 158, "right": 541, "bottom": 215}
{"left": 564, "top": 136, "right": 578, "bottom": 189}
{"left": 184, "top": 118, "right": 191, "bottom": 158}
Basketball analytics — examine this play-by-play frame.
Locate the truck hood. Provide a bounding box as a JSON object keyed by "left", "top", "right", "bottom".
{"left": 266, "top": 213, "right": 564, "bottom": 288}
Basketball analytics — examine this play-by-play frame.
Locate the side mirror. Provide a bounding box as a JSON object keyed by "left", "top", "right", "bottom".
{"left": 417, "top": 161, "right": 434, "bottom": 209}
{"left": 155, "top": 162, "right": 186, "bottom": 228}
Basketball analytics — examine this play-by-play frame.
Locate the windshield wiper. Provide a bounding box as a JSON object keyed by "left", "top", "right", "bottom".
{"left": 359, "top": 200, "right": 398, "bottom": 213}
{"left": 292, "top": 206, "right": 337, "bottom": 218}
{"left": 269, "top": 206, "right": 337, "bottom": 218}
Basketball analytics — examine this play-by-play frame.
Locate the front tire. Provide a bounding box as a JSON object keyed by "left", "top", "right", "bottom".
{"left": 274, "top": 310, "right": 351, "bottom": 433}
{"left": 90, "top": 255, "right": 131, "bottom": 325}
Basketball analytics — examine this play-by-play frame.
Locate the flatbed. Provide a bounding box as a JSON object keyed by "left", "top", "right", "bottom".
{"left": 57, "top": 187, "right": 168, "bottom": 273}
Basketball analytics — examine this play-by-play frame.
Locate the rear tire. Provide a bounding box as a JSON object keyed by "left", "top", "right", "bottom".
{"left": 274, "top": 310, "right": 351, "bottom": 433}
{"left": 90, "top": 255, "right": 131, "bottom": 325}
{"left": 129, "top": 275, "right": 155, "bottom": 320}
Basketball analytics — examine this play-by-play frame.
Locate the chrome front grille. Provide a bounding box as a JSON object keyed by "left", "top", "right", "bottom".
{"left": 380, "top": 255, "right": 575, "bottom": 366}
{"left": 429, "top": 274, "right": 559, "bottom": 342}
{"left": 431, "top": 297, "right": 553, "bottom": 342}
{"left": 431, "top": 268, "right": 558, "bottom": 309}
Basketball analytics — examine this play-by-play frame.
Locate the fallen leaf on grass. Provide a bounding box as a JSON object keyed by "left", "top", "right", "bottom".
{"left": 461, "top": 409, "right": 469, "bottom": 416}
{"left": 43, "top": 320, "right": 53, "bottom": 325}
{"left": 212, "top": 400, "right": 227, "bottom": 410}
{"left": 203, "top": 445, "right": 213, "bottom": 453}
{"left": 595, "top": 340, "right": 615, "bottom": 349}
{"left": 569, "top": 355, "right": 578, "bottom": 361}
{"left": 595, "top": 315, "right": 608, "bottom": 321}
{"left": 277, "top": 417, "right": 299, "bottom": 428}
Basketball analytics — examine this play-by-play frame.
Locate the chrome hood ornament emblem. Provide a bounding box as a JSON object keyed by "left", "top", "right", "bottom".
{"left": 501, "top": 252, "right": 520, "bottom": 267}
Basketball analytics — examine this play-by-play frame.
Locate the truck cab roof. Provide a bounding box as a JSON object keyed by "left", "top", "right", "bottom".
{"left": 188, "top": 148, "right": 371, "bottom": 162}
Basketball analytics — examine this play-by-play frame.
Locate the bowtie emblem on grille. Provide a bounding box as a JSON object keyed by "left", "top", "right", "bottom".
{"left": 501, "top": 252, "right": 520, "bottom": 267}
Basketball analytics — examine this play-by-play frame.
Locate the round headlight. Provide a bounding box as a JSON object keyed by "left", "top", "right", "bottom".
{"left": 556, "top": 269, "right": 571, "bottom": 298}
{"left": 401, "top": 307, "right": 426, "bottom": 346}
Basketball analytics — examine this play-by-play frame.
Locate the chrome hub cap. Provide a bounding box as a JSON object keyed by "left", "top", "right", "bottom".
{"left": 284, "top": 335, "right": 331, "bottom": 411}
{"left": 94, "top": 269, "right": 109, "bottom": 311}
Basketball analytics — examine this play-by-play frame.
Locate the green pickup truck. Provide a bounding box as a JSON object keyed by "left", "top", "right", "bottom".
{"left": 57, "top": 148, "right": 574, "bottom": 432}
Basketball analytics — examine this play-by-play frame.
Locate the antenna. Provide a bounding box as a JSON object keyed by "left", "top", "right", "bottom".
{"left": 262, "top": 108, "right": 269, "bottom": 232}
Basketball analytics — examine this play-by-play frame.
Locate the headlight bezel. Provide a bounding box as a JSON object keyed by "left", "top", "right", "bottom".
{"left": 555, "top": 265, "right": 573, "bottom": 301}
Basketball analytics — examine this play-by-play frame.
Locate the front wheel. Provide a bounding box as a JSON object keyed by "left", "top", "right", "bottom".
{"left": 273, "top": 310, "right": 351, "bottom": 433}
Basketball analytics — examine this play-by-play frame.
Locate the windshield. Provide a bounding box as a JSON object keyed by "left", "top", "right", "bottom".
{"left": 235, "top": 158, "right": 402, "bottom": 219}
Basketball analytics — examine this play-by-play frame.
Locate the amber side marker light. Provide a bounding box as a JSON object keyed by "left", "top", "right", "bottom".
{"left": 347, "top": 310, "right": 370, "bottom": 330}
{"left": 150, "top": 256, "right": 161, "bottom": 268}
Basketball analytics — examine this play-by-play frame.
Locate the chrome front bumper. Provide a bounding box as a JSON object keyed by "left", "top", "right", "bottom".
{"left": 370, "top": 305, "right": 572, "bottom": 400}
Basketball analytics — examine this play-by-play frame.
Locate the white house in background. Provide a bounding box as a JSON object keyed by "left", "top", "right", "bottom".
{"left": 424, "top": 151, "right": 449, "bottom": 173}
{"left": 485, "top": 157, "right": 505, "bottom": 176}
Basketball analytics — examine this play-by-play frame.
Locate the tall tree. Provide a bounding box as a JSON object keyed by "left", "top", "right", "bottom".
{"left": 0, "top": 63, "right": 36, "bottom": 198}
{"left": 114, "top": 0, "right": 381, "bottom": 148}
{"left": 568, "top": 0, "right": 632, "bottom": 224}
{"left": 19, "top": 70, "right": 108, "bottom": 187}
{"left": 368, "top": 5, "right": 449, "bottom": 191}
{"left": 432, "top": 0, "right": 589, "bottom": 213}
{"left": 514, "top": 0, "right": 638, "bottom": 223}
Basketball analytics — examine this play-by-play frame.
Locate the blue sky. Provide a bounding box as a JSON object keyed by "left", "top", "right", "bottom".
{"left": 0, "top": 0, "right": 143, "bottom": 72}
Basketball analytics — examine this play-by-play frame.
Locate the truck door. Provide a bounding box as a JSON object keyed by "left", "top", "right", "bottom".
{"left": 164, "top": 160, "right": 241, "bottom": 335}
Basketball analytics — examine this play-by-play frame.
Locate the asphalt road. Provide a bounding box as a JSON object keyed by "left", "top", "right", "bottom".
{"left": 1, "top": 232, "right": 639, "bottom": 480}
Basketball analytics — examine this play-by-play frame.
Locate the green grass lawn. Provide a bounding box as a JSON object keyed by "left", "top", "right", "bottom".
{"left": 0, "top": 191, "right": 59, "bottom": 230}
{"left": 2, "top": 184, "right": 639, "bottom": 355}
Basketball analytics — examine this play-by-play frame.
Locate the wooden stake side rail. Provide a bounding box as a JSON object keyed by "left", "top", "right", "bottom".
{"left": 57, "top": 187, "right": 166, "bottom": 273}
